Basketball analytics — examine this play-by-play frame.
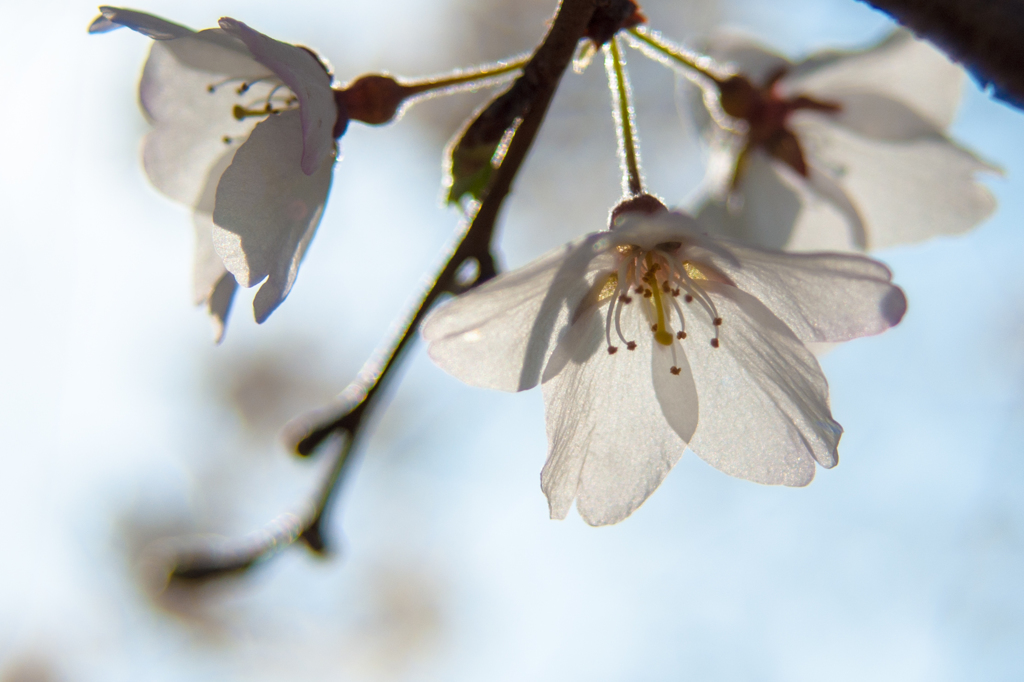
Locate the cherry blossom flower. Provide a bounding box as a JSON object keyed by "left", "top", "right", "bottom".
{"left": 690, "top": 30, "right": 997, "bottom": 252}
{"left": 422, "top": 206, "right": 906, "bottom": 526}
{"left": 90, "top": 7, "right": 342, "bottom": 337}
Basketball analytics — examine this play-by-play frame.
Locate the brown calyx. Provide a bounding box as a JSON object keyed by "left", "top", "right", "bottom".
{"left": 610, "top": 193, "right": 667, "bottom": 228}
{"left": 715, "top": 70, "right": 841, "bottom": 187}
{"left": 585, "top": 0, "right": 647, "bottom": 46}
{"left": 334, "top": 75, "right": 411, "bottom": 131}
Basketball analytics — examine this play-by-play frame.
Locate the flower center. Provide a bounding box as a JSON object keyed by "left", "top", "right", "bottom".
{"left": 716, "top": 72, "right": 841, "bottom": 188}
{"left": 603, "top": 244, "right": 724, "bottom": 372}
{"left": 206, "top": 76, "right": 299, "bottom": 141}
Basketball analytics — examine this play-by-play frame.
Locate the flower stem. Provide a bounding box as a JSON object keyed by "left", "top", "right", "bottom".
{"left": 625, "top": 26, "right": 724, "bottom": 82}
{"left": 605, "top": 36, "right": 644, "bottom": 197}
{"left": 401, "top": 55, "right": 531, "bottom": 97}
{"left": 164, "top": 0, "right": 601, "bottom": 583}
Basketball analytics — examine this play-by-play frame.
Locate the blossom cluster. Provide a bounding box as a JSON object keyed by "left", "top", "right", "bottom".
{"left": 92, "top": 5, "right": 995, "bottom": 526}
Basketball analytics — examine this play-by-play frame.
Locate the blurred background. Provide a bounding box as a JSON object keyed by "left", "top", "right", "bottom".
{"left": 2, "top": 0, "right": 1023, "bottom": 679}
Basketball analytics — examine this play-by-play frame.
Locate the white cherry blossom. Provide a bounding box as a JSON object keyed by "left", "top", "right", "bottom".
{"left": 691, "top": 31, "right": 997, "bottom": 252}
{"left": 422, "top": 207, "right": 906, "bottom": 526}
{"left": 90, "top": 7, "right": 341, "bottom": 337}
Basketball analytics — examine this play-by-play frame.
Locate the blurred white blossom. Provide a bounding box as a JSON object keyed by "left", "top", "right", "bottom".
{"left": 90, "top": 7, "right": 343, "bottom": 337}
{"left": 422, "top": 207, "right": 906, "bottom": 525}
{"left": 693, "top": 31, "right": 997, "bottom": 252}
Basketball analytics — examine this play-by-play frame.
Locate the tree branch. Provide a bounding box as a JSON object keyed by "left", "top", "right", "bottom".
{"left": 166, "top": 0, "right": 600, "bottom": 582}
{"left": 861, "top": 0, "right": 1024, "bottom": 109}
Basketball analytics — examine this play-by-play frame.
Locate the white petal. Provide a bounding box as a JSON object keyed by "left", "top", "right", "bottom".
{"left": 91, "top": 6, "right": 192, "bottom": 39}
{"left": 686, "top": 282, "right": 840, "bottom": 483}
{"left": 803, "top": 163, "right": 867, "bottom": 249}
{"left": 139, "top": 32, "right": 271, "bottom": 207}
{"left": 211, "top": 110, "right": 335, "bottom": 323}
{"left": 189, "top": 151, "right": 239, "bottom": 342}
{"left": 795, "top": 116, "right": 997, "bottom": 250}
{"left": 702, "top": 241, "right": 907, "bottom": 343}
{"left": 194, "top": 211, "right": 238, "bottom": 343}
{"left": 206, "top": 272, "right": 238, "bottom": 344}
{"left": 193, "top": 211, "right": 230, "bottom": 304}
{"left": 703, "top": 32, "right": 791, "bottom": 86}
{"left": 785, "top": 31, "right": 964, "bottom": 131}
{"left": 218, "top": 18, "right": 337, "bottom": 175}
{"left": 540, "top": 310, "right": 696, "bottom": 526}
{"left": 422, "top": 235, "right": 613, "bottom": 392}
{"left": 695, "top": 153, "right": 804, "bottom": 249}
{"left": 190, "top": 149, "right": 237, "bottom": 305}
{"left": 819, "top": 92, "right": 946, "bottom": 141}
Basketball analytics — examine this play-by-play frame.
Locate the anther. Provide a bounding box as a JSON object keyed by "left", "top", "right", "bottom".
{"left": 237, "top": 82, "right": 251, "bottom": 94}
{"left": 670, "top": 366, "right": 682, "bottom": 376}
{"left": 685, "top": 294, "right": 694, "bottom": 303}
{"left": 672, "top": 288, "right": 681, "bottom": 297}
{"left": 651, "top": 324, "right": 658, "bottom": 332}
{"left": 677, "top": 331, "right": 686, "bottom": 340}
{"left": 626, "top": 341, "right": 637, "bottom": 351}
{"left": 222, "top": 136, "right": 232, "bottom": 144}
{"left": 662, "top": 281, "right": 671, "bottom": 293}
{"left": 607, "top": 346, "right": 618, "bottom": 355}
{"left": 710, "top": 338, "right": 720, "bottom": 348}
{"left": 618, "top": 294, "right": 632, "bottom": 304}
{"left": 714, "top": 317, "right": 723, "bottom": 326}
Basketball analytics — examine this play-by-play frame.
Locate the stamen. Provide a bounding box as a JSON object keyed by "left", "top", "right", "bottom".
{"left": 670, "top": 366, "right": 682, "bottom": 375}
{"left": 608, "top": 346, "right": 618, "bottom": 354}
{"left": 711, "top": 338, "right": 720, "bottom": 348}
{"left": 264, "top": 84, "right": 288, "bottom": 109}
{"left": 685, "top": 294, "right": 693, "bottom": 303}
{"left": 207, "top": 76, "right": 239, "bottom": 93}
{"left": 605, "top": 289, "right": 623, "bottom": 352}
{"left": 613, "top": 293, "right": 634, "bottom": 349}
{"left": 675, "top": 266, "right": 723, "bottom": 334}
{"left": 668, "top": 295, "right": 687, "bottom": 339}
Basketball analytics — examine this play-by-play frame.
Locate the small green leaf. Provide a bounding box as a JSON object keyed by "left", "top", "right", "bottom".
{"left": 446, "top": 139, "right": 500, "bottom": 205}
{"left": 443, "top": 81, "right": 533, "bottom": 206}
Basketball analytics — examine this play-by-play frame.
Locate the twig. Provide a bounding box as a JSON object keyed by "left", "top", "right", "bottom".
{"left": 168, "top": 0, "right": 601, "bottom": 582}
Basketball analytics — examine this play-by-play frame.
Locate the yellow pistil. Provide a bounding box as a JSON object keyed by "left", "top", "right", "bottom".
{"left": 645, "top": 254, "right": 673, "bottom": 346}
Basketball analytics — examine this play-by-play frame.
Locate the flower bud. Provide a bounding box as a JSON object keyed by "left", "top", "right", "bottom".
{"left": 337, "top": 75, "right": 409, "bottom": 126}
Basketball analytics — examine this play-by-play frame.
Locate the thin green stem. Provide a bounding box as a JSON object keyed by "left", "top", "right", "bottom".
{"left": 401, "top": 55, "right": 531, "bottom": 97}
{"left": 625, "top": 26, "right": 723, "bottom": 82}
{"left": 606, "top": 36, "right": 643, "bottom": 197}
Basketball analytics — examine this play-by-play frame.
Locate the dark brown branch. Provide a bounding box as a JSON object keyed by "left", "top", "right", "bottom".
{"left": 167, "top": 0, "right": 600, "bottom": 583}
{"left": 860, "top": 0, "right": 1024, "bottom": 109}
